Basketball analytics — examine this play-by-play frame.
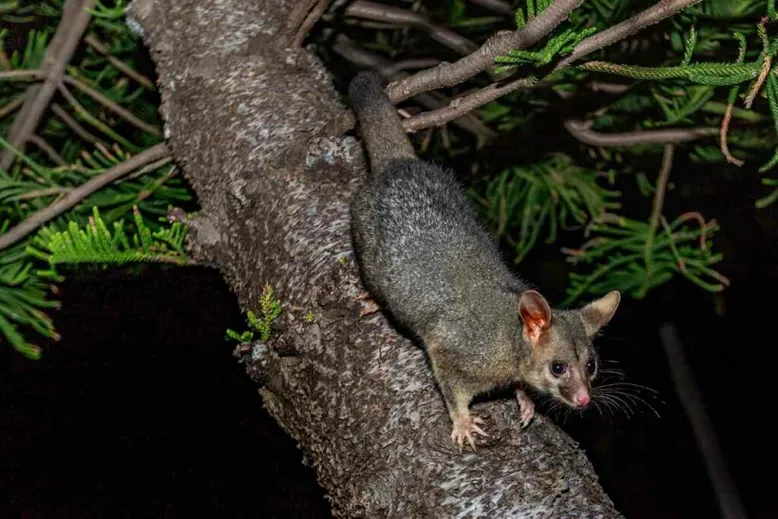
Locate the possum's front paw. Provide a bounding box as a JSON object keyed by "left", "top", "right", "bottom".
{"left": 516, "top": 389, "right": 535, "bottom": 429}
{"left": 451, "top": 414, "right": 488, "bottom": 452}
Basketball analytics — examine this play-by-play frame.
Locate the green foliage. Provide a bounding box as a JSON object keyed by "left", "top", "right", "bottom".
{"left": 495, "top": 2, "right": 596, "bottom": 75}
{"left": 563, "top": 213, "right": 727, "bottom": 304}
{"left": 27, "top": 206, "right": 189, "bottom": 266}
{"left": 469, "top": 155, "right": 620, "bottom": 263}
{"left": 1, "top": 0, "right": 194, "bottom": 357}
{"left": 225, "top": 284, "right": 283, "bottom": 344}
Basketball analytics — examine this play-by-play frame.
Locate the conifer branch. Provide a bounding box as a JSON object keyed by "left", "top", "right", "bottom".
{"left": 0, "top": 0, "right": 95, "bottom": 172}
{"left": 0, "top": 143, "right": 170, "bottom": 251}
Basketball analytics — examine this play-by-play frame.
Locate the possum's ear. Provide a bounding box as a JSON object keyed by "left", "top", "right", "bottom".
{"left": 518, "top": 290, "right": 551, "bottom": 346}
{"left": 580, "top": 290, "right": 621, "bottom": 337}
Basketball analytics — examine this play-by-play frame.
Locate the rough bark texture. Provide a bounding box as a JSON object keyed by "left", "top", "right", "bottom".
{"left": 125, "top": 0, "right": 622, "bottom": 517}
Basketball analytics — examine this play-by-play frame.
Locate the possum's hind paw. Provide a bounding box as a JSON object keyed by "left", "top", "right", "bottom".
{"left": 353, "top": 291, "right": 380, "bottom": 317}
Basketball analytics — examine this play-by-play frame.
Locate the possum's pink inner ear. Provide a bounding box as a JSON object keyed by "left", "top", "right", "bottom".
{"left": 580, "top": 290, "right": 621, "bottom": 337}
{"left": 518, "top": 290, "right": 552, "bottom": 346}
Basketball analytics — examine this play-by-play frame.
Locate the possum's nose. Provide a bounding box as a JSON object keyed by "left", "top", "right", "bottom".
{"left": 573, "top": 390, "right": 590, "bottom": 407}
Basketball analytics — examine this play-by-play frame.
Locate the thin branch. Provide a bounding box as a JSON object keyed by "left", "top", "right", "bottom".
{"left": 467, "top": 0, "right": 514, "bottom": 16}
{"left": 565, "top": 120, "right": 718, "bottom": 146}
{"left": 386, "top": 0, "right": 585, "bottom": 103}
{"left": 0, "top": 0, "right": 96, "bottom": 172}
{"left": 345, "top": 1, "right": 479, "bottom": 56}
{"left": 51, "top": 102, "right": 108, "bottom": 147}
{"left": 57, "top": 83, "right": 137, "bottom": 149}
{"left": 557, "top": 0, "right": 705, "bottom": 69}
{"left": 28, "top": 135, "right": 67, "bottom": 166}
{"left": 283, "top": 0, "right": 322, "bottom": 47}
{"left": 0, "top": 95, "right": 27, "bottom": 120}
{"left": 403, "top": 76, "right": 538, "bottom": 131}
{"left": 0, "top": 69, "right": 41, "bottom": 80}
{"left": 294, "top": 0, "right": 331, "bottom": 48}
{"left": 332, "top": 35, "right": 495, "bottom": 142}
{"left": 381, "top": 58, "right": 442, "bottom": 77}
{"left": 0, "top": 143, "right": 171, "bottom": 250}
{"left": 61, "top": 75, "right": 162, "bottom": 136}
{"left": 644, "top": 144, "right": 674, "bottom": 283}
{"left": 658, "top": 323, "right": 747, "bottom": 519}
{"left": 16, "top": 186, "right": 72, "bottom": 200}
{"left": 84, "top": 34, "right": 156, "bottom": 90}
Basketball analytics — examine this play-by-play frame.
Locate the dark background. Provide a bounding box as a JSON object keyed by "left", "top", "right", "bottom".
{"left": 1, "top": 157, "right": 776, "bottom": 518}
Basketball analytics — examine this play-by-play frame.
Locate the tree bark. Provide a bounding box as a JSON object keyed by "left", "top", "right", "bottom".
{"left": 126, "top": 0, "right": 622, "bottom": 516}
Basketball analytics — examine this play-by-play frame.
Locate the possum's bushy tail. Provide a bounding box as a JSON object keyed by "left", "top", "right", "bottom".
{"left": 348, "top": 71, "right": 416, "bottom": 175}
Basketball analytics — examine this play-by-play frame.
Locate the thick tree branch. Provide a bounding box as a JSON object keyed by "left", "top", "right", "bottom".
{"left": 565, "top": 119, "right": 718, "bottom": 146}
{"left": 0, "top": 143, "right": 170, "bottom": 250}
{"left": 0, "top": 0, "right": 95, "bottom": 172}
{"left": 124, "top": 0, "right": 623, "bottom": 516}
{"left": 386, "top": 0, "right": 584, "bottom": 103}
{"left": 345, "top": 1, "right": 479, "bottom": 56}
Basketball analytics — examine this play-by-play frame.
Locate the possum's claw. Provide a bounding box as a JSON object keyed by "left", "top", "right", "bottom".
{"left": 516, "top": 389, "right": 535, "bottom": 429}
{"left": 451, "top": 414, "right": 488, "bottom": 452}
{"left": 353, "top": 291, "right": 380, "bottom": 317}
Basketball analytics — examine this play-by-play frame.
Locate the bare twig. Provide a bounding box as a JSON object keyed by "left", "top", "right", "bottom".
{"left": 0, "top": 95, "right": 27, "bottom": 120}
{"left": 28, "top": 135, "right": 67, "bottom": 166}
{"left": 557, "top": 0, "right": 705, "bottom": 69}
{"left": 0, "top": 43, "right": 10, "bottom": 70}
{"left": 57, "top": 83, "right": 135, "bottom": 148}
{"left": 16, "top": 186, "right": 72, "bottom": 200}
{"left": 467, "top": 0, "right": 514, "bottom": 16}
{"left": 84, "top": 34, "right": 155, "bottom": 90}
{"left": 0, "top": 0, "right": 96, "bottom": 172}
{"left": 61, "top": 76, "right": 161, "bottom": 136}
{"left": 719, "top": 103, "right": 744, "bottom": 166}
{"left": 0, "top": 143, "right": 171, "bottom": 250}
{"left": 345, "top": 1, "right": 479, "bottom": 56}
{"left": 381, "top": 58, "right": 442, "bottom": 77}
{"left": 404, "top": 76, "right": 538, "bottom": 131}
{"left": 283, "top": 0, "right": 323, "bottom": 47}
{"left": 588, "top": 81, "right": 630, "bottom": 94}
{"left": 294, "top": 0, "right": 330, "bottom": 48}
{"left": 386, "top": 0, "right": 584, "bottom": 103}
{"left": 565, "top": 120, "right": 717, "bottom": 146}
{"left": 658, "top": 323, "right": 747, "bottom": 519}
{"left": 644, "top": 144, "right": 674, "bottom": 282}
{"left": 0, "top": 69, "right": 41, "bottom": 80}
{"left": 51, "top": 103, "right": 108, "bottom": 147}
{"left": 332, "top": 35, "right": 495, "bottom": 143}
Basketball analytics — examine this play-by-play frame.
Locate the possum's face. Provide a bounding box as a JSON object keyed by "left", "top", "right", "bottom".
{"left": 517, "top": 290, "right": 620, "bottom": 409}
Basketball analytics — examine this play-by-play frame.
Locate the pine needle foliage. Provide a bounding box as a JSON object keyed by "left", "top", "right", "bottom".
{"left": 1, "top": 0, "right": 194, "bottom": 357}
{"left": 27, "top": 206, "right": 189, "bottom": 266}
{"left": 225, "top": 284, "right": 283, "bottom": 344}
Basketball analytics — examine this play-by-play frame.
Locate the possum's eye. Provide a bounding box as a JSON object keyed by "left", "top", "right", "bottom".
{"left": 586, "top": 359, "right": 597, "bottom": 376}
{"left": 550, "top": 361, "right": 567, "bottom": 377}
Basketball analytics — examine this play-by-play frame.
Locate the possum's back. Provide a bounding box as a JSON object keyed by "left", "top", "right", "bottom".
{"left": 348, "top": 71, "right": 523, "bottom": 333}
{"left": 351, "top": 157, "right": 521, "bottom": 332}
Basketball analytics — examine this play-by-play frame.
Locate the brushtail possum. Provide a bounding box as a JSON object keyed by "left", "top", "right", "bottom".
{"left": 347, "top": 71, "right": 621, "bottom": 451}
